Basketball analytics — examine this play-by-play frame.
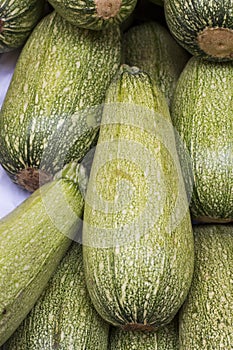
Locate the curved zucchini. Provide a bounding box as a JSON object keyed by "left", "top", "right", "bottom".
{"left": 82, "top": 65, "right": 194, "bottom": 330}
{"left": 179, "top": 224, "right": 233, "bottom": 349}
{"left": 122, "top": 21, "right": 189, "bottom": 106}
{"left": 0, "top": 10, "right": 121, "bottom": 192}
{"left": 0, "top": 0, "right": 45, "bottom": 53}
{"left": 47, "top": 0, "right": 137, "bottom": 30}
{"left": 171, "top": 56, "right": 233, "bottom": 222}
{"left": 2, "top": 242, "right": 109, "bottom": 350}
{"left": 108, "top": 317, "right": 179, "bottom": 349}
{"left": 0, "top": 162, "right": 86, "bottom": 346}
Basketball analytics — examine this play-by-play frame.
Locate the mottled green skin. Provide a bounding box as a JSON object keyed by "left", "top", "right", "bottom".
{"left": 164, "top": 0, "right": 233, "bottom": 61}
{"left": 171, "top": 56, "right": 233, "bottom": 222}
{"left": 82, "top": 65, "right": 194, "bottom": 329}
{"left": 0, "top": 0, "right": 45, "bottom": 53}
{"left": 122, "top": 21, "right": 189, "bottom": 107}
{"left": 179, "top": 224, "right": 233, "bottom": 349}
{"left": 3, "top": 242, "right": 109, "bottom": 350}
{"left": 108, "top": 317, "right": 179, "bottom": 349}
{"left": 0, "top": 162, "right": 86, "bottom": 346}
{"left": 0, "top": 11, "right": 121, "bottom": 189}
{"left": 48, "top": 0, "right": 137, "bottom": 30}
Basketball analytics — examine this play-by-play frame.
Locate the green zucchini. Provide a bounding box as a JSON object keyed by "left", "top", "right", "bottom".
{"left": 164, "top": 0, "right": 233, "bottom": 61}
{"left": 171, "top": 56, "right": 233, "bottom": 222}
{"left": 108, "top": 317, "right": 179, "bottom": 349}
{"left": 0, "top": 10, "right": 121, "bottom": 192}
{"left": 82, "top": 65, "right": 194, "bottom": 330}
{"left": 122, "top": 21, "right": 189, "bottom": 106}
{"left": 0, "top": 161, "right": 86, "bottom": 346}
{"left": 0, "top": 0, "right": 45, "bottom": 53}
{"left": 47, "top": 0, "right": 137, "bottom": 30}
{"left": 2, "top": 242, "right": 109, "bottom": 350}
{"left": 179, "top": 224, "right": 233, "bottom": 349}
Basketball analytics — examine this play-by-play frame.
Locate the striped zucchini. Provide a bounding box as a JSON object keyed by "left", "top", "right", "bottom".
{"left": 171, "top": 56, "right": 233, "bottom": 222}
{"left": 0, "top": 10, "right": 121, "bottom": 192}
{"left": 179, "top": 224, "right": 233, "bottom": 349}
{"left": 0, "top": 0, "right": 45, "bottom": 53}
{"left": 2, "top": 242, "right": 109, "bottom": 350}
{"left": 122, "top": 21, "right": 189, "bottom": 106}
{"left": 47, "top": 0, "right": 137, "bottom": 30}
{"left": 108, "top": 317, "right": 179, "bottom": 349}
{"left": 82, "top": 65, "right": 194, "bottom": 330}
{"left": 164, "top": 0, "right": 233, "bottom": 61}
{"left": 0, "top": 162, "right": 86, "bottom": 346}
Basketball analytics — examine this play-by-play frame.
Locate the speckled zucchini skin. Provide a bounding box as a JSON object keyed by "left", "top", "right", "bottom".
{"left": 122, "top": 21, "right": 189, "bottom": 106}
{"left": 171, "top": 56, "right": 233, "bottom": 222}
{"left": 48, "top": 0, "right": 137, "bottom": 30}
{"left": 2, "top": 242, "right": 109, "bottom": 350}
{"left": 0, "top": 10, "right": 121, "bottom": 192}
{"left": 108, "top": 317, "right": 179, "bottom": 349}
{"left": 164, "top": 0, "right": 233, "bottom": 61}
{"left": 82, "top": 65, "right": 194, "bottom": 330}
{"left": 179, "top": 224, "right": 233, "bottom": 349}
{"left": 0, "top": 162, "right": 86, "bottom": 346}
{"left": 0, "top": 0, "right": 45, "bottom": 53}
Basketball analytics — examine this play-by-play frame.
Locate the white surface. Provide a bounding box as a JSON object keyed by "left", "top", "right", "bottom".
{"left": 0, "top": 50, "right": 30, "bottom": 219}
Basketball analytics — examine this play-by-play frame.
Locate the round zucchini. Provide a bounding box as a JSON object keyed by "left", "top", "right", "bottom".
{"left": 164, "top": 0, "right": 233, "bottom": 61}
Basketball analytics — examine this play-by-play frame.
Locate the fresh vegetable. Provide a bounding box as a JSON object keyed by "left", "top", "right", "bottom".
{"left": 171, "top": 56, "right": 233, "bottom": 222}
{"left": 2, "top": 242, "right": 109, "bottom": 350}
{"left": 179, "top": 224, "right": 233, "bottom": 349}
{"left": 47, "top": 0, "right": 137, "bottom": 30}
{"left": 0, "top": 162, "right": 86, "bottom": 346}
{"left": 82, "top": 64, "right": 194, "bottom": 330}
{"left": 0, "top": 0, "right": 45, "bottom": 53}
{"left": 0, "top": 10, "right": 121, "bottom": 192}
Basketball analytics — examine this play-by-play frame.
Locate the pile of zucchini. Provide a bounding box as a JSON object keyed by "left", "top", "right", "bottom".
{"left": 0, "top": 0, "right": 232, "bottom": 349}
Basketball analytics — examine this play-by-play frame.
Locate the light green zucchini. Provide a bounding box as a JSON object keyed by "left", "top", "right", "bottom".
{"left": 0, "top": 0, "right": 45, "bottom": 53}
{"left": 2, "top": 242, "right": 109, "bottom": 350}
{"left": 179, "top": 224, "right": 233, "bottom": 349}
{"left": 171, "top": 56, "right": 233, "bottom": 222}
{"left": 82, "top": 64, "right": 194, "bottom": 330}
{"left": 108, "top": 317, "right": 179, "bottom": 349}
{"left": 122, "top": 21, "right": 189, "bottom": 106}
{"left": 0, "top": 10, "right": 121, "bottom": 192}
{"left": 0, "top": 162, "right": 86, "bottom": 346}
{"left": 47, "top": 0, "right": 137, "bottom": 30}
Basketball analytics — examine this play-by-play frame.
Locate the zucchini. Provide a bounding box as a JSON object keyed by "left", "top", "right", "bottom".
{"left": 82, "top": 65, "right": 194, "bottom": 330}
{"left": 47, "top": 0, "right": 137, "bottom": 30}
{"left": 164, "top": 0, "right": 233, "bottom": 61}
{"left": 108, "top": 317, "right": 179, "bottom": 349}
{"left": 0, "top": 10, "right": 121, "bottom": 192}
{"left": 0, "top": 162, "right": 86, "bottom": 346}
{"left": 179, "top": 224, "right": 233, "bottom": 349}
{"left": 0, "top": 0, "right": 45, "bottom": 53}
{"left": 171, "top": 56, "right": 233, "bottom": 222}
{"left": 2, "top": 242, "right": 109, "bottom": 350}
{"left": 122, "top": 21, "right": 189, "bottom": 106}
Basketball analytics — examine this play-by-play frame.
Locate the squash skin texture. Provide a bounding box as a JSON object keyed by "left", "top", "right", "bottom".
{"left": 171, "top": 56, "right": 233, "bottom": 222}
{"left": 0, "top": 11, "right": 121, "bottom": 191}
{"left": 82, "top": 65, "right": 194, "bottom": 330}
{"left": 179, "top": 224, "right": 233, "bottom": 349}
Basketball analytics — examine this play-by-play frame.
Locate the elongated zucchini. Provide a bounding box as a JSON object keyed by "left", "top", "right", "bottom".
{"left": 108, "top": 317, "right": 179, "bottom": 349}
{"left": 179, "top": 224, "right": 233, "bottom": 349}
{"left": 82, "top": 65, "right": 194, "bottom": 330}
{"left": 47, "top": 0, "right": 137, "bottom": 30}
{"left": 2, "top": 242, "right": 109, "bottom": 349}
{"left": 0, "top": 10, "right": 121, "bottom": 192}
{"left": 122, "top": 21, "right": 189, "bottom": 106}
{"left": 0, "top": 0, "right": 45, "bottom": 53}
{"left": 171, "top": 56, "right": 233, "bottom": 222}
{"left": 0, "top": 162, "right": 86, "bottom": 346}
